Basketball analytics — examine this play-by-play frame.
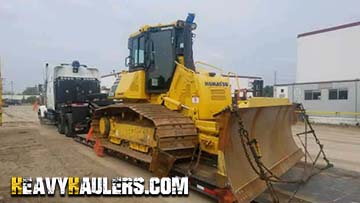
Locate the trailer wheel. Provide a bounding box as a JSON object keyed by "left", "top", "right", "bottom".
{"left": 64, "top": 122, "right": 74, "bottom": 137}
{"left": 64, "top": 114, "right": 74, "bottom": 137}
{"left": 57, "top": 116, "right": 65, "bottom": 134}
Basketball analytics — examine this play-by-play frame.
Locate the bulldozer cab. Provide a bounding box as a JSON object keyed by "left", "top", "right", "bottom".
{"left": 127, "top": 16, "right": 196, "bottom": 93}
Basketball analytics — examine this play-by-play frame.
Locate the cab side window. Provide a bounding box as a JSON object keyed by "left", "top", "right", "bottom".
{"left": 129, "top": 35, "right": 145, "bottom": 69}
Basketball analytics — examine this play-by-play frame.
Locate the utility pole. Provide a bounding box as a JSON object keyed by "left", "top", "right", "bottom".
{"left": 10, "top": 80, "right": 14, "bottom": 99}
{"left": 274, "top": 70, "right": 277, "bottom": 85}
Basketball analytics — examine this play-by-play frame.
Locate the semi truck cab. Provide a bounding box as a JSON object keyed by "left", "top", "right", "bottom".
{"left": 39, "top": 61, "right": 100, "bottom": 136}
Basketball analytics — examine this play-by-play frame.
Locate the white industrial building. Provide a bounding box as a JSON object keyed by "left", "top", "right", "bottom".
{"left": 275, "top": 21, "right": 360, "bottom": 125}
{"left": 2, "top": 94, "right": 38, "bottom": 100}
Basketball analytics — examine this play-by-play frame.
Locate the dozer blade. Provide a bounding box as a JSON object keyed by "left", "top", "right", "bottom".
{"left": 150, "top": 150, "right": 176, "bottom": 178}
{"left": 218, "top": 105, "right": 303, "bottom": 203}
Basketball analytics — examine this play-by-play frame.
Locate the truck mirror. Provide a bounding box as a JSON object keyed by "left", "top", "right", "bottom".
{"left": 125, "top": 56, "right": 131, "bottom": 67}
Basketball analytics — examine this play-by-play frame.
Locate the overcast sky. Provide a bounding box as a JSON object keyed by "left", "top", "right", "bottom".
{"left": 0, "top": 0, "right": 359, "bottom": 92}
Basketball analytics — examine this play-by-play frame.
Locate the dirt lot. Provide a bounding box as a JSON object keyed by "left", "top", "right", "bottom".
{"left": 0, "top": 105, "right": 359, "bottom": 202}
{"left": 0, "top": 105, "right": 213, "bottom": 203}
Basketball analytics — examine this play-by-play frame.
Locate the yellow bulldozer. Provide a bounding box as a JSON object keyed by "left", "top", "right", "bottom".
{"left": 91, "top": 14, "right": 303, "bottom": 202}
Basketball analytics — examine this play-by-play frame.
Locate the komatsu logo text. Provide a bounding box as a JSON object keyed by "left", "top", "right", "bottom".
{"left": 204, "top": 82, "right": 228, "bottom": 87}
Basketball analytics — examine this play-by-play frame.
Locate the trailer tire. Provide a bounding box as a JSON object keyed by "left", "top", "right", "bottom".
{"left": 64, "top": 114, "right": 74, "bottom": 137}
{"left": 64, "top": 123, "right": 73, "bottom": 137}
{"left": 57, "top": 116, "right": 65, "bottom": 134}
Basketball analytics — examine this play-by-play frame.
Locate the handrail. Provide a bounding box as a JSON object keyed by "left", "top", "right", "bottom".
{"left": 174, "top": 61, "right": 196, "bottom": 74}
{"left": 227, "top": 72, "right": 241, "bottom": 91}
{"left": 195, "top": 61, "right": 223, "bottom": 72}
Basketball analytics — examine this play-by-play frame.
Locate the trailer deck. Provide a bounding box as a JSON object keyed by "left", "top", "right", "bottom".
{"left": 74, "top": 133, "right": 360, "bottom": 203}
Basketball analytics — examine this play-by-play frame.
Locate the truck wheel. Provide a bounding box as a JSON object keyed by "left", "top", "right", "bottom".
{"left": 64, "top": 120, "right": 74, "bottom": 137}
{"left": 57, "top": 117, "right": 65, "bottom": 134}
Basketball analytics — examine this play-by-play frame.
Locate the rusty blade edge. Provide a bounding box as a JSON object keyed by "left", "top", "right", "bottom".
{"left": 232, "top": 149, "right": 304, "bottom": 203}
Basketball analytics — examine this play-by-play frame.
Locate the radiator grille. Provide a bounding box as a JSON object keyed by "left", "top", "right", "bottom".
{"left": 211, "top": 89, "right": 226, "bottom": 100}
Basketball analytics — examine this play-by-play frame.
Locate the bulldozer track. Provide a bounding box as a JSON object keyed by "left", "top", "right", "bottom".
{"left": 91, "top": 103, "right": 198, "bottom": 164}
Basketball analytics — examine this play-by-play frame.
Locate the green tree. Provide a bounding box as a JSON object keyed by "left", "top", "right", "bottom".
{"left": 25, "top": 96, "right": 37, "bottom": 104}
{"left": 22, "top": 85, "right": 39, "bottom": 95}
{"left": 263, "top": 85, "right": 273, "bottom": 97}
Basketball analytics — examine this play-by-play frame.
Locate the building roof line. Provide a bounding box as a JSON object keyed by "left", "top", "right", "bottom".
{"left": 297, "top": 21, "right": 360, "bottom": 38}
{"left": 274, "top": 79, "right": 360, "bottom": 86}
{"left": 221, "top": 74, "right": 262, "bottom": 79}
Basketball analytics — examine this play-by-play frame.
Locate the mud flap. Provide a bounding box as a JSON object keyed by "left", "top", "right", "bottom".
{"left": 150, "top": 150, "right": 176, "bottom": 177}
{"left": 218, "top": 105, "right": 304, "bottom": 203}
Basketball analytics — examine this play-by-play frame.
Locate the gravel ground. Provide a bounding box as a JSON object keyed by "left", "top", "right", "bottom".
{"left": 292, "top": 122, "right": 360, "bottom": 172}
{"left": 0, "top": 105, "right": 214, "bottom": 203}
{"left": 0, "top": 105, "right": 359, "bottom": 202}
